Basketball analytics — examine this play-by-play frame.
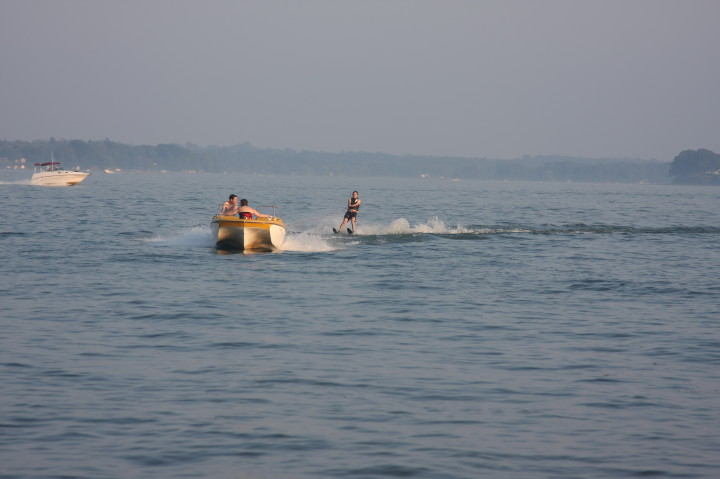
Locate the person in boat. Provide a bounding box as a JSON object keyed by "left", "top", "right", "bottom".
{"left": 335, "top": 191, "right": 361, "bottom": 233}
{"left": 237, "top": 199, "right": 272, "bottom": 219}
{"left": 219, "top": 194, "right": 240, "bottom": 215}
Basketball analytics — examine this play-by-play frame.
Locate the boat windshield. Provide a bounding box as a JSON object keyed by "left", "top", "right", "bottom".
{"left": 34, "top": 162, "right": 61, "bottom": 171}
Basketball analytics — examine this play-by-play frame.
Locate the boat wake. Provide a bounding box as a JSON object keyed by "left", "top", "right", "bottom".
{"left": 281, "top": 232, "right": 337, "bottom": 252}
{"left": 0, "top": 179, "right": 32, "bottom": 185}
{"left": 298, "top": 216, "right": 720, "bottom": 238}
{"left": 359, "top": 217, "right": 474, "bottom": 235}
{"left": 143, "top": 220, "right": 720, "bottom": 253}
{"left": 144, "top": 226, "right": 216, "bottom": 248}
{"left": 292, "top": 216, "right": 473, "bottom": 236}
{"left": 144, "top": 226, "right": 340, "bottom": 253}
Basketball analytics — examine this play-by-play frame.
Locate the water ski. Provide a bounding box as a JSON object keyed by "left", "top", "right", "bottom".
{"left": 332, "top": 228, "right": 339, "bottom": 234}
{"left": 347, "top": 228, "right": 354, "bottom": 235}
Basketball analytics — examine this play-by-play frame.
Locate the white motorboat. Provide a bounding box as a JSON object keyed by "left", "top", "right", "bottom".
{"left": 31, "top": 161, "right": 90, "bottom": 186}
{"left": 211, "top": 205, "right": 286, "bottom": 251}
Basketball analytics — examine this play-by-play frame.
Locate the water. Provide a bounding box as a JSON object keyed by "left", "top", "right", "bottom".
{"left": 1, "top": 170, "right": 719, "bottom": 478}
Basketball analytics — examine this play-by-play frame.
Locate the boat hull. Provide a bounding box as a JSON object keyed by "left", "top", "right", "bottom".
{"left": 211, "top": 215, "right": 286, "bottom": 251}
{"left": 31, "top": 170, "right": 90, "bottom": 186}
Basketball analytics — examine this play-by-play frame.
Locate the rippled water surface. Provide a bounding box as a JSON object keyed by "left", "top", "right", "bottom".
{"left": 1, "top": 171, "right": 719, "bottom": 478}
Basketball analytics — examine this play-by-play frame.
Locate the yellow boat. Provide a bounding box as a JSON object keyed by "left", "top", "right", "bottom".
{"left": 211, "top": 206, "right": 286, "bottom": 251}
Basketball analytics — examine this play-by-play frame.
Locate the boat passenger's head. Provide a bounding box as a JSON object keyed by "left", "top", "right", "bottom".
{"left": 240, "top": 199, "right": 249, "bottom": 206}
{"left": 229, "top": 194, "right": 237, "bottom": 201}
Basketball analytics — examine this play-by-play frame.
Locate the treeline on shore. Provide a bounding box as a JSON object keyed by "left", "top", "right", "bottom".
{"left": 667, "top": 149, "right": 720, "bottom": 185}
{"left": 1, "top": 138, "right": 717, "bottom": 185}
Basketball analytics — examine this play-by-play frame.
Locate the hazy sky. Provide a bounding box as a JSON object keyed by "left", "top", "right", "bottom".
{"left": 1, "top": 0, "right": 718, "bottom": 161}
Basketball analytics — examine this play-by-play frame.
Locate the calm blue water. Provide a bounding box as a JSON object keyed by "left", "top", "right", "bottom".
{"left": 1, "top": 170, "right": 719, "bottom": 479}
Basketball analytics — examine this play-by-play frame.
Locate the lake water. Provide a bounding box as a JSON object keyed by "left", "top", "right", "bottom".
{"left": 1, "top": 170, "right": 719, "bottom": 478}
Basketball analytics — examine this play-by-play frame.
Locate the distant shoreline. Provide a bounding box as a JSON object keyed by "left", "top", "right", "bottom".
{"left": 0, "top": 138, "right": 675, "bottom": 185}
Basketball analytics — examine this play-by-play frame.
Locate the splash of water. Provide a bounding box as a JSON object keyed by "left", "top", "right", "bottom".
{"left": 359, "top": 217, "right": 472, "bottom": 235}
{"left": 280, "top": 232, "right": 337, "bottom": 252}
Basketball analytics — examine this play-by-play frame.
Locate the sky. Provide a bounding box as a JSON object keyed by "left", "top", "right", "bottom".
{"left": 1, "top": 0, "right": 718, "bottom": 161}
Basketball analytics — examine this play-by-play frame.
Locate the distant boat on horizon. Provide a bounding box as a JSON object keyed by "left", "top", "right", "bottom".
{"left": 31, "top": 154, "right": 90, "bottom": 186}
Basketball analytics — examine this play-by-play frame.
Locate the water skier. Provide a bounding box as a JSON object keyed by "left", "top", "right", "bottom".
{"left": 334, "top": 191, "right": 361, "bottom": 234}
